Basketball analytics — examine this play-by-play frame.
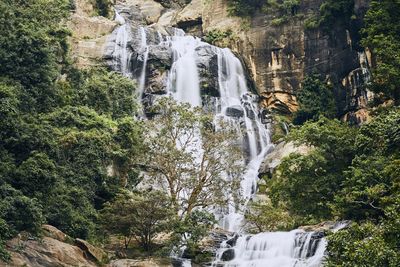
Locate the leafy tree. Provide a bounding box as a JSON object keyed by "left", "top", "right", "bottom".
{"left": 361, "top": 0, "right": 400, "bottom": 104}
{"left": 171, "top": 210, "right": 216, "bottom": 259}
{"left": 333, "top": 108, "right": 400, "bottom": 221}
{"left": 327, "top": 203, "right": 400, "bottom": 267}
{"left": 319, "top": 0, "right": 355, "bottom": 27}
{"left": 0, "top": 185, "right": 44, "bottom": 235}
{"left": 226, "top": 0, "right": 265, "bottom": 16}
{"left": 293, "top": 74, "right": 337, "bottom": 125}
{"left": 77, "top": 68, "right": 138, "bottom": 119}
{"left": 0, "top": 0, "right": 70, "bottom": 111}
{"left": 100, "top": 190, "right": 174, "bottom": 251}
{"left": 45, "top": 185, "right": 97, "bottom": 239}
{"left": 144, "top": 97, "right": 243, "bottom": 215}
{"left": 245, "top": 199, "right": 295, "bottom": 232}
{"left": 269, "top": 117, "right": 357, "bottom": 221}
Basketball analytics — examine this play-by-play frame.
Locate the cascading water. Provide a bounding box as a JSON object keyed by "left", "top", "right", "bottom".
{"left": 167, "top": 29, "right": 202, "bottom": 107}
{"left": 111, "top": 11, "right": 131, "bottom": 76}
{"left": 108, "top": 10, "right": 327, "bottom": 267}
{"left": 138, "top": 27, "right": 149, "bottom": 98}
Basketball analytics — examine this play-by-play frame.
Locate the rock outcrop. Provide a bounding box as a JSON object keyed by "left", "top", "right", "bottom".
{"left": 258, "top": 141, "right": 312, "bottom": 178}
{"left": 68, "top": 0, "right": 117, "bottom": 68}
{"left": 2, "top": 225, "right": 107, "bottom": 267}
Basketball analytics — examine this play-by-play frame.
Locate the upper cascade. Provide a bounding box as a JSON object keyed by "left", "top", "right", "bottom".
{"left": 105, "top": 8, "right": 326, "bottom": 267}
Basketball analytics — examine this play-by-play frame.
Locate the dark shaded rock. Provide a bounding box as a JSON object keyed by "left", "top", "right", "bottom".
{"left": 226, "top": 105, "right": 244, "bottom": 118}
{"left": 225, "top": 234, "right": 239, "bottom": 247}
{"left": 220, "top": 249, "right": 235, "bottom": 261}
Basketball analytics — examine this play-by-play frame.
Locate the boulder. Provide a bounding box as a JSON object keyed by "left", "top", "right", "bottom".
{"left": 226, "top": 106, "right": 244, "bottom": 118}
{"left": 220, "top": 249, "right": 235, "bottom": 261}
{"left": 5, "top": 236, "right": 97, "bottom": 267}
{"left": 258, "top": 141, "right": 312, "bottom": 177}
{"left": 42, "top": 225, "right": 70, "bottom": 243}
{"left": 75, "top": 238, "right": 108, "bottom": 264}
{"left": 124, "top": 0, "right": 165, "bottom": 25}
{"left": 175, "top": 0, "right": 203, "bottom": 29}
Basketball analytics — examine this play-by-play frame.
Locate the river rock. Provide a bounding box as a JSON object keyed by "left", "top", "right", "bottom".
{"left": 220, "top": 249, "right": 235, "bottom": 261}
{"left": 226, "top": 106, "right": 245, "bottom": 118}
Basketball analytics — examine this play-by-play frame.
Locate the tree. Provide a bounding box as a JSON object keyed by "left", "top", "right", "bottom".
{"left": 361, "top": 0, "right": 400, "bottom": 104}
{"left": 269, "top": 117, "right": 357, "bottom": 221}
{"left": 327, "top": 202, "right": 400, "bottom": 267}
{"left": 0, "top": 184, "right": 44, "bottom": 235}
{"left": 293, "top": 74, "right": 337, "bottom": 125}
{"left": 144, "top": 97, "right": 243, "bottom": 215}
{"left": 226, "top": 0, "right": 265, "bottom": 16}
{"left": 245, "top": 199, "right": 294, "bottom": 232}
{"left": 100, "top": 190, "right": 174, "bottom": 251}
{"left": 0, "top": 0, "right": 70, "bottom": 111}
{"left": 170, "top": 210, "right": 216, "bottom": 259}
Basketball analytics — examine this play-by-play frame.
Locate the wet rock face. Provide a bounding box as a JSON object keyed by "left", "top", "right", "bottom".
{"left": 220, "top": 249, "right": 235, "bottom": 261}
{"left": 199, "top": 0, "right": 372, "bottom": 123}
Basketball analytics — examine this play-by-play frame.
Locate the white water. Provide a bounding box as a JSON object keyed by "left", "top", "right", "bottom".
{"left": 167, "top": 29, "right": 202, "bottom": 107}
{"left": 138, "top": 27, "right": 149, "bottom": 98}
{"left": 111, "top": 11, "right": 131, "bottom": 76}
{"left": 213, "top": 231, "right": 326, "bottom": 267}
{"left": 109, "top": 12, "right": 326, "bottom": 267}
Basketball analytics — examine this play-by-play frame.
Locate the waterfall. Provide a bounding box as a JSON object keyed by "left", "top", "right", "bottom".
{"left": 138, "top": 27, "right": 149, "bottom": 98}
{"left": 168, "top": 30, "right": 202, "bottom": 107}
{"left": 212, "top": 231, "right": 326, "bottom": 267}
{"left": 107, "top": 10, "right": 327, "bottom": 267}
{"left": 111, "top": 11, "right": 131, "bottom": 76}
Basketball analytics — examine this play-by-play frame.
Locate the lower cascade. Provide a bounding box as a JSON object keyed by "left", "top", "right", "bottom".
{"left": 106, "top": 7, "right": 327, "bottom": 267}
{"left": 213, "top": 231, "right": 326, "bottom": 267}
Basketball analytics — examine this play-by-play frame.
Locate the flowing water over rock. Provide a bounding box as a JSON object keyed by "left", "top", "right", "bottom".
{"left": 106, "top": 9, "right": 326, "bottom": 267}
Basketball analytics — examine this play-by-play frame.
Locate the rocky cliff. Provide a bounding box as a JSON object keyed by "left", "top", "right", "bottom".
{"left": 69, "top": 0, "right": 372, "bottom": 123}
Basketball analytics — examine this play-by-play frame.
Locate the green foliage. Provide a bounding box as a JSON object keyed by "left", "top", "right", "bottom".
{"left": 170, "top": 210, "right": 216, "bottom": 263}
{"left": 100, "top": 190, "right": 174, "bottom": 251}
{"left": 0, "top": 0, "right": 70, "bottom": 111}
{"left": 245, "top": 199, "right": 295, "bottom": 232}
{"left": 361, "top": 0, "right": 400, "bottom": 104}
{"left": 303, "top": 0, "right": 355, "bottom": 31}
{"left": 269, "top": 108, "right": 400, "bottom": 263}
{"left": 326, "top": 205, "right": 400, "bottom": 267}
{"left": 226, "top": 0, "right": 265, "bottom": 17}
{"left": 0, "top": 0, "right": 143, "bottom": 247}
{"left": 0, "top": 185, "right": 44, "bottom": 235}
{"left": 93, "top": 0, "right": 112, "bottom": 18}
{"left": 333, "top": 109, "right": 400, "bottom": 221}
{"left": 0, "top": 218, "right": 11, "bottom": 262}
{"left": 77, "top": 68, "right": 137, "bottom": 119}
{"left": 293, "top": 73, "right": 337, "bottom": 125}
{"left": 269, "top": 117, "right": 357, "bottom": 222}
{"left": 204, "top": 29, "right": 234, "bottom": 45}
{"left": 319, "top": 0, "right": 355, "bottom": 28}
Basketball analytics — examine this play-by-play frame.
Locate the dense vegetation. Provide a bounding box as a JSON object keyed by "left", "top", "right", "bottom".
{"left": 0, "top": 0, "right": 144, "bottom": 261}
{"left": 261, "top": 1, "right": 400, "bottom": 265}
